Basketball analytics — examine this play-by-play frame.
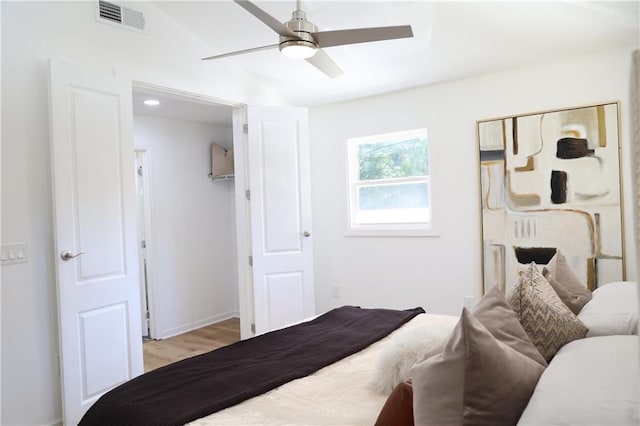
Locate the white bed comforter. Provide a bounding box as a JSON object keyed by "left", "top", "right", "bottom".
{"left": 187, "top": 313, "right": 457, "bottom": 426}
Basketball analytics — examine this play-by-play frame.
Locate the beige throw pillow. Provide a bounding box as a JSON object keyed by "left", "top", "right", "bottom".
{"left": 473, "top": 286, "right": 547, "bottom": 366}
{"left": 543, "top": 250, "right": 592, "bottom": 314}
{"left": 509, "top": 263, "right": 588, "bottom": 361}
{"left": 411, "top": 308, "right": 545, "bottom": 426}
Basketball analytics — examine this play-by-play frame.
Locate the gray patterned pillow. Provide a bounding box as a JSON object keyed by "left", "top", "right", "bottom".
{"left": 508, "top": 263, "right": 588, "bottom": 361}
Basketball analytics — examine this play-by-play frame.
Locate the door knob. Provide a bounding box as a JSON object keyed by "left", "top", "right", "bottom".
{"left": 303, "top": 231, "right": 311, "bottom": 237}
{"left": 60, "top": 250, "right": 85, "bottom": 261}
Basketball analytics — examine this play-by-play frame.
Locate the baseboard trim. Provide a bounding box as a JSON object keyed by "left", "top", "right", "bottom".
{"left": 160, "top": 312, "right": 237, "bottom": 339}
{"left": 42, "top": 418, "right": 63, "bottom": 426}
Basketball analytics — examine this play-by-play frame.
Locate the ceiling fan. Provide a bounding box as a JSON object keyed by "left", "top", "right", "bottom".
{"left": 202, "top": 0, "right": 414, "bottom": 78}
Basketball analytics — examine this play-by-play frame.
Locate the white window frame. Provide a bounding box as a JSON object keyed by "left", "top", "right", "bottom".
{"left": 345, "top": 128, "right": 436, "bottom": 237}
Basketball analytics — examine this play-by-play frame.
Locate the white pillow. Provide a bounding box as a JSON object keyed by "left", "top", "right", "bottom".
{"left": 577, "top": 281, "right": 638, "bottom": 336}
{"left": 370, "top": 314, "right": 457, "bottom": 395}
{"left": 518, "top": 335, "right": 640, "bottom": 426}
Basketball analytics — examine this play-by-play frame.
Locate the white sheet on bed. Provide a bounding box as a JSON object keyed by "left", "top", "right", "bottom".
{"left": 187, "top": 313, "right": 457, "bottom": 426}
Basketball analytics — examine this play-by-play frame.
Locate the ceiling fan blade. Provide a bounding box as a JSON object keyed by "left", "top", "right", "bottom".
{"left": 305, "top": 48, "right": 344, "bottom": 79}
{"left": 313, "top": 25, "right": 413, "bottom": 48}
{"left": 233, "top": 0, "right": 298, "bottom": 38}
{"left": 202, "top": 44, "right": 279, "bottom": 61}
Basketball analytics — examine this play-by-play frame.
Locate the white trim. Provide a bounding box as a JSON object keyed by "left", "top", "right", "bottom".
{"left": 131, "top": 81, "right": 241, "bottom": 109}
{"left": 232, "top": 106, "right": 255, "bottom": 340}
{"left": 0, "top": 1, "right": 3, "bottom": 422}
{"left": 632, "top": 50, "right": 640, "bottom": 279}
{"left": 345, "top": 224, "right": 438, "bottom": 237}
{"left": 133, "top": 147, "right": 157, "bottom": 339}
{"left": 159, "top": 312, "right": 238, "bottom": 340}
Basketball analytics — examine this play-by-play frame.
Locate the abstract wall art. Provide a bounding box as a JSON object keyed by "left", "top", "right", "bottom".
{"left": 477, "top": 102, "right": 625, "bottom": 294}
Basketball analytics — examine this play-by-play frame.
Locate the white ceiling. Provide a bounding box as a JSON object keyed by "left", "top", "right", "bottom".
{"left": 137, "top": 1, "right": 639, "bottom": 125}
{"left": 132, "top": 89, "right": 233, "bottom": 127}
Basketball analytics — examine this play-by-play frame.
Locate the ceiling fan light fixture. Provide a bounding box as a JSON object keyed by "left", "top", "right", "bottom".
{"left": 280, "top": 40, "right": 317, "bottom": 59}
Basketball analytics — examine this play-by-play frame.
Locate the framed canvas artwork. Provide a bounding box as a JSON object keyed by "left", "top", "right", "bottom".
{"left": 477, "top": 102, "right": 625, "bottom": 294}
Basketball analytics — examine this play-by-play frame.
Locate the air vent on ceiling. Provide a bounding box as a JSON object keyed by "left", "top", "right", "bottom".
{"left": 96, "top": 0, "right": 146, "bottom": 32}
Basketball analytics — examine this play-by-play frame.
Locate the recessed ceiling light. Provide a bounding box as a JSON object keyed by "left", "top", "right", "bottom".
{"left": 144, "top": 99, "right": 160, "bottom": 106}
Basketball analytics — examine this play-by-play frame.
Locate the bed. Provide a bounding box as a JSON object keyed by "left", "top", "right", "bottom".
{"left": 79, "top": 305, "right": 458, "bottom": 426}
{"left": 79, "top": 257, "right": 639, "bottom": 426}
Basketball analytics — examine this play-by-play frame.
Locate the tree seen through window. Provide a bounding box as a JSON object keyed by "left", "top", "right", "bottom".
{"left": 357, "top": 136, "right": 428, "bottom": 211}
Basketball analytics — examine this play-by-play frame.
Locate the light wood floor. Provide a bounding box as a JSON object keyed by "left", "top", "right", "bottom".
{"left": 143, "top": 317, "right": 241, "bottom": 372}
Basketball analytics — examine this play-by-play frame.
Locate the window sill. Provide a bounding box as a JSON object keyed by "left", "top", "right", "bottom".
{"left": 344, "top": 226, "right": 439, "bottom": 237}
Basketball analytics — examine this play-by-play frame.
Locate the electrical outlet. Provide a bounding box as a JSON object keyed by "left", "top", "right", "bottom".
{"left": 332, "top": 286, "right": 340, "bottom": 299}
{"left": 463, "top": 296, "right": 475, "bottom": 309}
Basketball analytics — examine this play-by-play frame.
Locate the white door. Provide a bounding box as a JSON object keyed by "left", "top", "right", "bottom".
{"left": 49, "top": 60, "right": 143, "bottom": 425}
{"left": 246, "top": 106, "right": 315, "bottom": 334}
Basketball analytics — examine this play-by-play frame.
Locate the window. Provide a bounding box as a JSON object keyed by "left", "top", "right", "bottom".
{"left": 346, "top": 128, "right": 433, "bottom": 236}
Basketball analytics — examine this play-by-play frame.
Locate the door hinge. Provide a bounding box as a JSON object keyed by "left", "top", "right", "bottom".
{"left": 243, "top": 123, "right": 248, "bottom": 134}
{"left": 248, "top": 255, "right": 253, "bottom": 266}
{"left": 251, "top": 323, "right": 256, "bottom": 333}
{"left": 245, "top": 189, "right": 250, "bottom": 200}
{"left": 145, "top": 311, "right": 150, "bottom": 319}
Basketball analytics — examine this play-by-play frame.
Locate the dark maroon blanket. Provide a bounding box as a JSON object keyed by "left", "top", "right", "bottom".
{"left": 79, "top": 305, "right": 424, "bottom": 426}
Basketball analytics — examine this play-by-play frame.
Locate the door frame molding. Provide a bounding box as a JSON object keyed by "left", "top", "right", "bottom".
{"left": 231, "top": 106, "right": 254, "bottom": 339}
{"left": 133, "top": 146, "right": 156, "bottom": 339}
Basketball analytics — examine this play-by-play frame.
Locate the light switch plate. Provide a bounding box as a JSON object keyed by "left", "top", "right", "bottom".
{"left": 1, "top": 243, "right": 28, "bottom": 265}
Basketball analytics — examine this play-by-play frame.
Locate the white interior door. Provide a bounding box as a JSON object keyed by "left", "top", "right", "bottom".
{"left": 49, "top": 60, "right": 143, "bottom": 425}
{"left": 246, "top": 106, "right": 315, "bottom": 334}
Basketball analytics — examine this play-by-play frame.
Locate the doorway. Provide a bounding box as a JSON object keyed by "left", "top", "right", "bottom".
{"left": 131, "top": 84, "right": 243, "bottom": 343}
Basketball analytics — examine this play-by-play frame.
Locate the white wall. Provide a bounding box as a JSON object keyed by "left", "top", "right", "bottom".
{"left": 310, "top": 47, "right": 638, "bottom": 316}
{"left": 1, "top": 2, "right": 282, "bottom": 425}
{"left": 133, "top": 115, "right": 237, "bottom": 339}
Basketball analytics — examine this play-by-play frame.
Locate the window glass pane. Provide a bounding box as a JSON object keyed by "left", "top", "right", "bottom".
{"left": 358, "top": 136, "right": 428, "bottom": 181}
{"left": 359, "top": 182, "right": 429, "bottom": 211}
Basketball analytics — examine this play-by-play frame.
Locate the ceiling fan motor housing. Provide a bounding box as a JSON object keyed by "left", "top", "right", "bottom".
{"left": 279, "top": 9, "right": 318, "bottom": 50}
